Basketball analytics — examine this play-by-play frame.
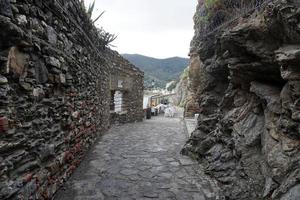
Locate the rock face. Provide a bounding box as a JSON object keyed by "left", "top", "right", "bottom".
{"left": 172, "top": 67, "right": 189, "bottom": 107}
{"left": 183, "top": 0, "right": 300, "bottom": 199}
{"left": 0, "top": 0, "right": 143, "bottom": 199}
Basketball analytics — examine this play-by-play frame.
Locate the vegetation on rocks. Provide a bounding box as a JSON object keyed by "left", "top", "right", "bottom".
{"left": 197, "top": 0, "right": 267, "bottom": 35}
{"left": 80, "top": 0, "right": 116, "bottom": 47}
{"left": 172, "top": 67, "right": 190, "bottom": 107}
{"left": 204, "top": 0, "right": 220, "bottom": 8}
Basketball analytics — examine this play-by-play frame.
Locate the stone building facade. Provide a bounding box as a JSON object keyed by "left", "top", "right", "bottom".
{"left": 0, "top": 0, "right": 143, "bottom": 199}
{"left": 108, "top": 51, "right": 144, "bottom": 124}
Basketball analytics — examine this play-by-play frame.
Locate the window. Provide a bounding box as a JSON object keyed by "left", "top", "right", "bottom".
{"left": 118, "top": 80, "right": 124, "bottom": 88}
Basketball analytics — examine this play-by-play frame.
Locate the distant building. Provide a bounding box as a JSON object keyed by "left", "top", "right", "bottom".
{"left": 108, "top": 51, "right": 144, "bottom": 124}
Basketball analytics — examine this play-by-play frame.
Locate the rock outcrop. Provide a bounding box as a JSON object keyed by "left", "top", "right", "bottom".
{"left": 173, "top": 67, "right": 189, "bottom": 107}
{"left": 183, "top": 0, "right": 300, "bottom": 199}
{"left": 0, "top": 0, "right": 143, "bottom": 199}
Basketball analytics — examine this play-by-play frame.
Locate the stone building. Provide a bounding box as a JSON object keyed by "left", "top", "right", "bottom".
{"left": 108, "top": 50, "right": 144, "bottom": 124}
{"left": 0, "top": 0, "right": 143, "bottom": 199}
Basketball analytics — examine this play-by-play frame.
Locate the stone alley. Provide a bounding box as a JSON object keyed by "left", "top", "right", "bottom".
{"left": 54, "top": 114, "right": 222, "bottom": 200}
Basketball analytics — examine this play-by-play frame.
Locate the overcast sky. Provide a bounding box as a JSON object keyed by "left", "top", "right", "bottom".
{"left": 84, "top": 0, "right": 197, "bottom": 58}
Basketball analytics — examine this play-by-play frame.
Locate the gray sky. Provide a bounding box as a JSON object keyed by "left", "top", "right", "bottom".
{"left": 84, "top": 0, "right": 197, "bottom": 58}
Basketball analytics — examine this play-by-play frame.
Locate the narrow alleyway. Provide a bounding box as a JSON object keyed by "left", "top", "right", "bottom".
{"left": 55, "top": 113, "right": 221, "bottom": 200}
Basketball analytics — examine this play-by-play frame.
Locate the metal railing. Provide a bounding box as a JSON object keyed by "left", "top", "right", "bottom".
{"left": 199, "top": 0, "right": 273, "bottom": 39}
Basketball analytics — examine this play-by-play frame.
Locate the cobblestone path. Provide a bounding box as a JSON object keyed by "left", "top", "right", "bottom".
{"left": 55, "top": 115, "right": 222, "bottom": 200}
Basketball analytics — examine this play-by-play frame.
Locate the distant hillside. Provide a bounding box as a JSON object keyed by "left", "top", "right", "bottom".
{"left": 123, "top": 54, "right": 189, "bottom": 88}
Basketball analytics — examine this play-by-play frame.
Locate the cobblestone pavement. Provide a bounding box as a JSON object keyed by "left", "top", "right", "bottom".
{"left": 55, "top": 115, "right": 223, "bottom": 200}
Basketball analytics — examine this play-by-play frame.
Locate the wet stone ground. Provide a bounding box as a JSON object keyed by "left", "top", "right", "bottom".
{"left": 55, "top": 114, "right": 222, "bottom": 200}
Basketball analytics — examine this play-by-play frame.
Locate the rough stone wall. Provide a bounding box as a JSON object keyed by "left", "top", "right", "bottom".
{"left": 0, "top": 0, "right": 143, "bottom": 199}
{"left": 183, "top": 0, "right": 300, "bottom": 199}
{"left": 108, "top": 51, "right": 144, "bottom": 124}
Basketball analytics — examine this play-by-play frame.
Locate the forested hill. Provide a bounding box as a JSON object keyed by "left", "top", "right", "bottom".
{"left": 123, "top": 54, "right": 189, "bottom": 88}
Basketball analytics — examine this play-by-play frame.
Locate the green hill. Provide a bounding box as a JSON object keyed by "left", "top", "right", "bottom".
{"left": 122, "top": 54, "right": 189, "bottom": 88}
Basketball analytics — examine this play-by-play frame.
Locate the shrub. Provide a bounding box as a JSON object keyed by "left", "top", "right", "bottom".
{"left": 204, "top": 0, "right": 220, "bottom": 9}
{"left": 80, "top": 0, "right": 117, "bottom": 46}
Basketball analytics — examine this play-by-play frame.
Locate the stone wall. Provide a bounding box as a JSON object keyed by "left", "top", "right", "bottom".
{"left": 0, "top": 0, "right": 143, "bottom": 199}
{"left": 183, "top": 0, "right": 300, "bottom": 199}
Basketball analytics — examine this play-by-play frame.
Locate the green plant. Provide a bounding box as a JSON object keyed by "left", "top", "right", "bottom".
{"left": 181, "top": 67, "right": 190, "bottom": 80}
{"left": 80, "top": 0, "right": 85, "bottom": 11}
{"left": 97, "top": 28, "right": 118, "bottom": 45}
{"left": 204, "top": 0, "right": 220, "bottom": 9}
{"left": 87, "top": 0, "right": 96, "bottom": 18}
{"left": 79, "top": 0, "right": 117, "bottom": 46}
{"left": 166, "top": 81, "right": 178, "bottom": 91}
{"left": 199, "top": 0, "right": 220, "bottom": 25}
{"left": 199, "top": 15, "right": 210, "bottom": 24}
{"left": 81, "top": 0, "right": 105, "bottom": 24}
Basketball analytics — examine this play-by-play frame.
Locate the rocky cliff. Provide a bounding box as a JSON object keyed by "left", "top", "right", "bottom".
{"left": 183, "top": 0, "right": 300, "bottom": 199}
{"left": 173, "top": 67, "right": 189, "bottom": 107}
